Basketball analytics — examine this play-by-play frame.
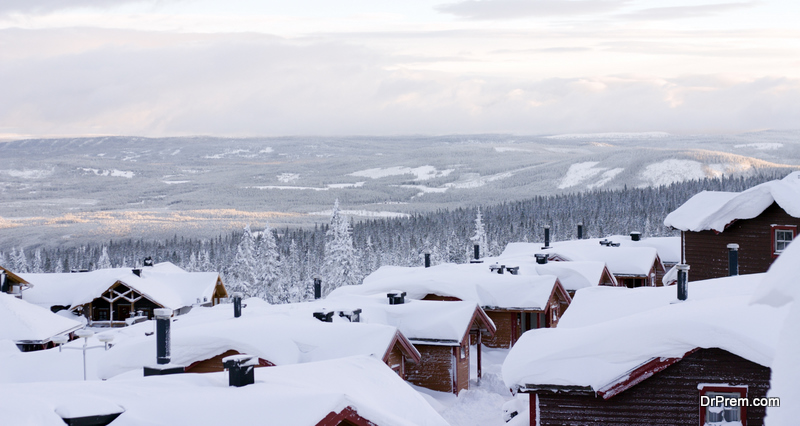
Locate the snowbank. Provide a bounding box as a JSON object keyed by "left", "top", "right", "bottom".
{"left": 0, "top": 356, "right": 449, "bottom": 426}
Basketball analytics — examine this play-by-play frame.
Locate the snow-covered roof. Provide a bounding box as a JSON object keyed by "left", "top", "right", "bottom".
{"left": 0, "top": 293, "right": 83, "bottom": 344}
{"left": 502, "top": 274, "right": 786, "bottom": 393}
{"left": 750, "top": 239, "right": 800, "bottom": 425}
{"left": 664, "top": 171, "right": 800, "bottom": 232}
{"left": 501, "top": 241, "right": 661, "bottom": 277}
{"left": 329, "top": 262, "right": 561, "bottom": 310}
{"left": 0, "top": 355, "right": 449, "bottom": 426}
{"left": 97, "top": 300, "right": 417, "bottom": 378}
{"left": 20, "top": 263, "right": 223, "bottom": 311}
{"left": 274, "top": 294, "right": 495, "bottom": 345}
{"left": 486, "top": 246, "right": 619, "bottom": 291}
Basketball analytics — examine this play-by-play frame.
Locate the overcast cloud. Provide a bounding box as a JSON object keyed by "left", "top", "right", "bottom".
{"left": 1, "top": 28, "right": 797, "bottom": 137}
{"left": 0, "top": 1, "right": 797, "bottom": 137}
{"left": 436, "top": 0, "right": 630, "bottom": 20}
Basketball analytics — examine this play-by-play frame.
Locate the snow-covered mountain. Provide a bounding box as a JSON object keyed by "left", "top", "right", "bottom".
{"left": 0, "top": 131, "right": 798, "bottom": 246}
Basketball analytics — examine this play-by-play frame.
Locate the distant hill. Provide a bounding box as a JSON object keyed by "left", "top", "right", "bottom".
{"left": 0, "top": 131, "right": 798, "bottom": 247}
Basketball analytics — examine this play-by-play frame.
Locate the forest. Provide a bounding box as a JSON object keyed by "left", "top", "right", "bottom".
{"left": 2, "top": 171, "right": 786, "bottom": 303}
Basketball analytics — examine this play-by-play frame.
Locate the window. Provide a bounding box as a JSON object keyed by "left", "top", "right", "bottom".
{"left": 771, "top": 225, "right": 796, "bottom": 257}
{"left": 699, "top": 385, "right": 747, "bottom": 426}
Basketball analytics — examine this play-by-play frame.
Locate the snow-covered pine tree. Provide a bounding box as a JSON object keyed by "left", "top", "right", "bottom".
{"left": 97, "top": 246, "right": 113, "bottom": 270}
{"left": 11, "top": 248, "right": 29, "bottom": 273}
{"left": 255, "top": 223, "right": 281, "bottom": 303}
{"left": 230, "top": 225, "right": 258, "bottom": 297}
{"left": 471, "top": 208, "right": 488, "bottom": 257}
{"left": 322, "top": 200, "right": 362, "bottom": 296}
{"left": 31, "top": 248, "right": 44, "bottom": 273}
{"left": 186, "top": 252, "right": 198, "bottom": 272}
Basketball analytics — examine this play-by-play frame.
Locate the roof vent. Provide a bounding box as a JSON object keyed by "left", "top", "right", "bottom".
{"left": 507, "top": 266, "right": 520, "bottom": 275}
{"left": 143, "top": 257, "right": 154, "bottom": 267}
{"left": 541, "top": 225, "right": 551, "bottom": 249}
{"left": 132, "top": 268, "right": 142, "bottom": 277}
{"left": 222, "top": 354, "right": 257, "bottom": 387}
{"left": 599, "top": 239, "right": 620, "bottom": 247}
{"left": 313, "top": 310, "right": 334, "bottom": 322}
{"left": 338, "top": 309, "right": 362, "bottom": 323}
{"left": 387, "top": 291, "right": 407, "bottom": 305}
{"left": 630, "top": 232, "right": 641, "bottom": 241}
{"left": 534, "top": 254, "right": 548, "bottom": 264}
{"left": 489, "top": 263, "right": 506, "bottom": 274}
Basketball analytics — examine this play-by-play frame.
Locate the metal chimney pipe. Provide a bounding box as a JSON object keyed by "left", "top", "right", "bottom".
{"left": 676, "top": 264, "right": 690, "bottom": 301}
{"left": 543, "top": 225, "right": 551, "bottom": 249}
{"left": 313, "top": 278, "right": 322, "bottom": 299}
{"left": 154, "top": 308, "right": 173, "bottom": 365}
{"left": 424, "top": 253, "right": 431, "bottom": 268}
{"left": 233, "top": 292, "right": 243, "bottom": 318}
{"left": 727, "top": 244, "right": 739, "bottom": 276}
{"left": 473, "top": 244, "right": 480, "bottom": 261}
{"left": 577, "top": 223, "right": 583, "bottom": 240}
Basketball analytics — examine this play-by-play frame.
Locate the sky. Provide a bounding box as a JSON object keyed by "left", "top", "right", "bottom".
{"left": 0, "top": 0, "right": 798, "bottom": 138}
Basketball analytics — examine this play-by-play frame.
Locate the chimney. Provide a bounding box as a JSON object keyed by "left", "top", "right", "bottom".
{"left": 132, "top": 268, "right": 142, "bottom": 277}
{"left": 424, "top": 253, "right": 431, "bottom": 268}
{"left": 222, "top": 354, "right": 257, "bottom": 387}
{"left": 630, "top": 232, "right": 641, "bottom": 241}
{"left": 338, "top": 308, "right": 362, "bottom": 323}
{"left": 0, "top": 271, "right": 7, "bottom": 293}
{"left": 387, "top": 291, "right": 406, "bottom": 305}
{"left": 313, "top": 310, "right": 334, "bottom": 322}
{"left": 535, "top": 254, "right": 548, "bottom": 264}
{"left": 154, "top": 308, "right": 173, "bottom": 365}
{"left": 542, "top": 226, "right": 551, "bottom": 249}
{"left": 676, "top": 264, "right": 690, "bottom": 301}
{"left": 233, "top": 292, "right": 243, "bottom": 318}
{"left": 143, "top": 257, "right": 154, "bottom": 267}
{"left": 313, "top": 278, "right": 322, "bottom": 300}
{"left": 577, "top": 223, "right": 583, "bottom": 240}
{"left": 727, "top": 244, "right": 739, "bottom": 276}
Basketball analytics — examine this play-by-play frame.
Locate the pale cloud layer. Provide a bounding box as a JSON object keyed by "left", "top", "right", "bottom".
{"left": 0, "top": 1, "right": 798, "bottom": 137}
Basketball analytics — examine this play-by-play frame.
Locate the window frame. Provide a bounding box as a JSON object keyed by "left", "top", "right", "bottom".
{"left": 699, "top": 385, "right": 748, "bottom": 426}
{"left": 771, "top": 225, "right": 796, "bottom": 258}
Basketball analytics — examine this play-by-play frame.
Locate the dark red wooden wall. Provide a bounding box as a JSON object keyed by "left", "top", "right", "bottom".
{"left": 533, "top": 348, "right": 770, "bottom": 425}
{"left": 683, "top": 202, "right": 800, "bottom": 281}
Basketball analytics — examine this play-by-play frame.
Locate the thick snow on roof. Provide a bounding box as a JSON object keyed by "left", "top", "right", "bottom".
{"left": 20, "top": 263, "right": 221, "bottom": 310}
{"left": 329, "top": 262, "right": 559, "bottom": 310}
{"left": 558, "top": 274, "right": 764, "bottom": 329}
{"left": 0, "top": 355, "right": 449, "bottom": 426}
{"left": 97, "top": 300, "right": 408, "bottom": 379}
{"left": 501, "top": 241, "right": 659, "bottom": 276}
{"left": 750, "top": 239, "right": 800, "bottom": 425}
{"left": 488, "top": 247, "right": 616, "bottom": 291}
{"left": 664, "top": 171, "right": 800, "bottom": 232}
{"left": 274, "top": 294, "right": 491, "bottom": 344}
{"left": 502, "top": 274, "right": 786, "bottom": 392}
{"left": 0, "top": 293, "right": 82, "bottom": 343}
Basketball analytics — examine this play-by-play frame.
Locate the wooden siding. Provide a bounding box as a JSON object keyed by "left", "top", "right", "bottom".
{"left": 455, "top": 345, "right": 469, "bottom": 393}
{"left": 684, "top": 202, "right": 800, "bottom": 281}
{"left": 485, "top": 311, "right": 515, "bottom": 348}
{"left": 404, "top": 345, "right": 456, "bottom": 393}
{"left": 184, "top": 349, "right": 274, "bottom": 373}
{"left": 386, "top": 345, "right": 405, "bottom": 379}
{"left": 532, "top": 348, "right": 770, "bottom": 425}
